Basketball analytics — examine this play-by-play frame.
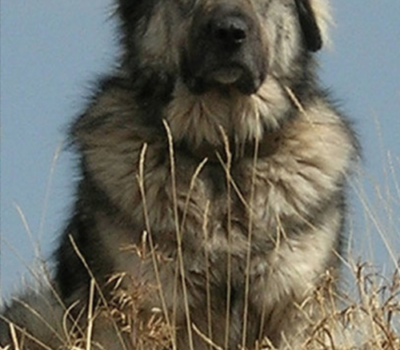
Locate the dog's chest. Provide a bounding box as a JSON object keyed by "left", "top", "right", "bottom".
{"left": 186, "top": 155, "right": 323, "bottom": 286}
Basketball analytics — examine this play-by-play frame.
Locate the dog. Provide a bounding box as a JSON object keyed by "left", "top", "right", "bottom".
{"left": 0, "top": 0, "right": 358, "bottom": 349}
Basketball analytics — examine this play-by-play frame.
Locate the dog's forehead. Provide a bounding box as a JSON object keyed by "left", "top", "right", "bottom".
{"left": 117, "top": 0, "right": 299, "bottom": 20}
{"left": 149, "top": 0, "right": 294, "bottom": 9}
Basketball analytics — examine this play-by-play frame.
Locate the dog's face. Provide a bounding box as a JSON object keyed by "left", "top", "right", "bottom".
{"left": 117, "top": 0, "right": 329, "bottom": 97}
{"left": 181, "top": 0, "right": 269, "bottom": 95}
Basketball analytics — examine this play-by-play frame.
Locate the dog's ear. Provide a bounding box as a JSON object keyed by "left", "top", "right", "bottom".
{"left": 117, "top": 0, "right": 154, "bottom": 24}
{"left": 295, "top": 0, "right": 323, "bottom": 52}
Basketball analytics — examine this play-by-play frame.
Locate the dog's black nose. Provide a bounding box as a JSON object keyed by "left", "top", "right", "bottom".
{"left": 210, "top": 17, "right": 248, "bottom": 47}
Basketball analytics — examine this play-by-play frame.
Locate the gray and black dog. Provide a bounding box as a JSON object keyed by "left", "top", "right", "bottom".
{"left": 1, "top": 1, "right": 358, "bottom": 349}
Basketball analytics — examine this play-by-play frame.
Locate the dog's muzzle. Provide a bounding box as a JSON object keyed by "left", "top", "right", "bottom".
{"left": 182, "top": 3, "right": 268, "bottom": 95}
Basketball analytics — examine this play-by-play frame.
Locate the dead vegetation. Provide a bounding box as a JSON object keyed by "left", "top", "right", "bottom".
{"left": 1, "top": 124, "right": 399, "bottom": 350}
{"left": 1, "top": 259, "right": 399, "bottom": 350}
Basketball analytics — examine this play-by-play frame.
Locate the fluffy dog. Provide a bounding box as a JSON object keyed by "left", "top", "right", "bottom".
{"left": 1, "top": 1, "right": 358, "bottom": 349}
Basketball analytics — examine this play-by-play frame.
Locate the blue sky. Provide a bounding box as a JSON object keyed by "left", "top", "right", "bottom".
{"left": 1, "top": 1, "right": 399, "bottom": 298}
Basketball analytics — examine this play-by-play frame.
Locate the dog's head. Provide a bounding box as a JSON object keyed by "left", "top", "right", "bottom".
{"left": 116, "top": 0, "right": 330, "bottom": 95}
{"left": 115, "top": 0, "right": 331, "bottom": 146}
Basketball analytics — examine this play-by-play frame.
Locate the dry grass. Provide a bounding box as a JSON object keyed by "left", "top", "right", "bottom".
{"left": 1, "top": 261, "right": 399, "bottom": 350}
{"left": 1, "top": 126, "right": 399, "bottom": 350}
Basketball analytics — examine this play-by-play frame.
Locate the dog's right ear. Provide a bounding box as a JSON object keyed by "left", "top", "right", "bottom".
{"left": 294, "top": 0, "right": 323, "bottom": 52}
{"left": 117, "top": 0, "right": 154, "bottom": 24}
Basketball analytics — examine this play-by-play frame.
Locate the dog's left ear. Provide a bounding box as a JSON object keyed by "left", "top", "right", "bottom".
{"left": 295, "top": 0, "right": 323, "bottom": 52}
